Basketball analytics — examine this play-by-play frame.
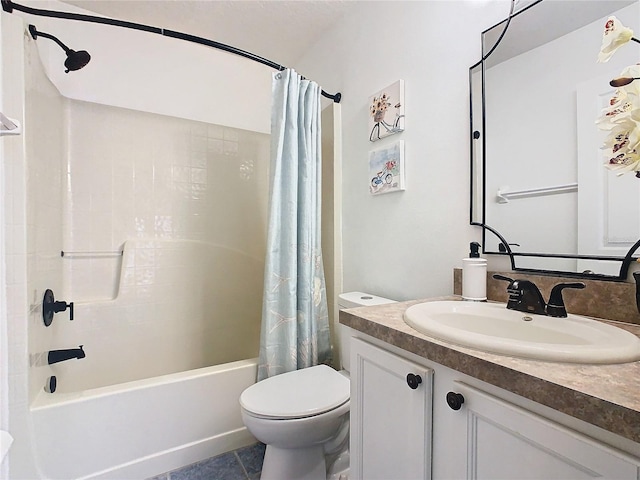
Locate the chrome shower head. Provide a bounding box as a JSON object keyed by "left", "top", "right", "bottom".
{"left": 28, "top": 24, "right": 91, "bottom": 73}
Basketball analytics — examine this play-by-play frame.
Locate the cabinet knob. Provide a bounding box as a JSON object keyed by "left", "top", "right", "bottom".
{"left": 446, "top": 391, "right": 465, "bottom": 410}
{"left": 406, "top": 373, "right": 422, "bottom": 389}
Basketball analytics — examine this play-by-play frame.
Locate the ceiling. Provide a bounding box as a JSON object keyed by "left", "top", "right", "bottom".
{"left": 63, "top": 0, "right": 358, "bottom": 68}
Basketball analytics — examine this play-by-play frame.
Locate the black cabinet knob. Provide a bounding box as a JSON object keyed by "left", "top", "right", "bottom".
{"left": 446, "top": 391, "right": 465, "bottom": 410}
{"left": 406, "top": 373, "right": 422, "bottom": 390}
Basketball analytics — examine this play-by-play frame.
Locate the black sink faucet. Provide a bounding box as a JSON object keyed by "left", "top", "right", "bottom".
{"left": 493, "top": 275, "right": 585, "bottom": 317}
{"left": 48, "top": 345, "right": 85, "bottom": 365}
{"left": 494, "top": 275, "right": 546, "bottom": 315}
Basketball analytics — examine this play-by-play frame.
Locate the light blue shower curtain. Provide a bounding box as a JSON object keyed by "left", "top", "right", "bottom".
{"left": 257, "top": 69, "right": 331, "bottom": 381}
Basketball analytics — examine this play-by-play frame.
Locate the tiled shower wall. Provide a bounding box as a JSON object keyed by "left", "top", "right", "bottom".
{"left": 24, "top": 29, "right": 66, "bottom": 404}
{"left": 3, "top": 17, "right": 61, "bottom": 477}
{"left": 64, "top": 101, "right": 270, "bottom": 301}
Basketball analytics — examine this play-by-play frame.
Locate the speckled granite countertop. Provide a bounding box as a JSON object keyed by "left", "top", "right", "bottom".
{"left": 339, "top": 296, "right": 640, "bottom": 445}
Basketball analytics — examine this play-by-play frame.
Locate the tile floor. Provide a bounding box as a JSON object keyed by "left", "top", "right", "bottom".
{"left": 148, "top": 442, "right": 266, "bottom": 480}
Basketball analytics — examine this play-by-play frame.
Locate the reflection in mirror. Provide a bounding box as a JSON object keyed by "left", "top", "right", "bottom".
{"left": 474, "top": 0, "right": 640, "bottom": 278}
{"left": 470, "top": 61, "right": 483, "bottom": 225}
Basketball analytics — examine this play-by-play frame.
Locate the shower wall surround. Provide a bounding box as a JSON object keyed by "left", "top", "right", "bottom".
{"left": 64, "top": 101, "right": 270, "bottom": 301}
{"left": 53, "top": 102, "right": 270, "bottom": 391}
{"left": 23, "top": 27, "right": 66, "bottom": 408}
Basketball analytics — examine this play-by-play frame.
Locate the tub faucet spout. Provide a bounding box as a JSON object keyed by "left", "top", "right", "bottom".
{"left": 48, "top": 345, "right": 85, "bottom": 365}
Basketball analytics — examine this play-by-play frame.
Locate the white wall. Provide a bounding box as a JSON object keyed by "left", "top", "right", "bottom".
{"left": 16, "top": 0, "right": 272, "bottom": 134}
{"left": 296, "top": 1, "right": 510, "bottom": 301}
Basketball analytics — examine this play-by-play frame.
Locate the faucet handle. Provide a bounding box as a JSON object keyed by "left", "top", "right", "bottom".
{"left": 492, "top": 274, "right": 520, "bottom": 310}
{"left": 42, "top": 289, "right": 74, "bottom": 326}
{"left": 546, "top": 282, "right": 585, "bottom": 318}
{"left": 492, "top": 274, "right": 514, "bottom": 284}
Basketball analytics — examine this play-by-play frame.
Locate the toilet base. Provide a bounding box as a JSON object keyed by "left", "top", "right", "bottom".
{"left": 261, "top": 445, "right": 326, "bottom": 480}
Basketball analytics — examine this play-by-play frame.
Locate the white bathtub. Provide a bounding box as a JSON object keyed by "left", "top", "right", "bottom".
{"left": 30, "top": 358, "right": 258, "bottom": 479}
{"left": 29, "top": 238, "right": 263, "bottom": 478}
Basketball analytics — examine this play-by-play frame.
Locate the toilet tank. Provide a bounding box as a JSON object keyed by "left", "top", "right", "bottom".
{"left": 338, "top": 292, "right": 396, "bottom": 372}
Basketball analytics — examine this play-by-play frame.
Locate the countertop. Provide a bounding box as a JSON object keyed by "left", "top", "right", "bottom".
{"left": 339, "top": 296, "right": 640, "bottom": 445}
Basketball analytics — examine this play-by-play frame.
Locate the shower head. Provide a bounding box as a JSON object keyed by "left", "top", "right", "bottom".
{"left": 28, "top": 24, "right": 91, "bottom": 73}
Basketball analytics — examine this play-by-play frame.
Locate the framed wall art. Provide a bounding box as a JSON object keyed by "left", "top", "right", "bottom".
{"left": 368, "top": 80, "right": 405, "bottom": 142}
{"left": 369, "top": 140, "right": 405, "bottom": 195}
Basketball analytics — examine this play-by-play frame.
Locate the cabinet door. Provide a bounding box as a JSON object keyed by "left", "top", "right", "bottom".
{"left": 445, "top": 382, "right": 640, "bottom": 479}
{"left": 351, "top": 338, "right": 433, "bottom": 480}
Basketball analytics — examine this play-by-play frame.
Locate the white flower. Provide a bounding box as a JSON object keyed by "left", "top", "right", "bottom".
{"left": 598, "top": 16, "right": 635, "bottom": 63}
{"left": 604, "top": 149, "right": 640, "bottom": 176}
{"left": 596, "top": 90, "right": 634, "bottom": 130}
{"left": 626, "top": 108, "right": 640, "bottom": 152}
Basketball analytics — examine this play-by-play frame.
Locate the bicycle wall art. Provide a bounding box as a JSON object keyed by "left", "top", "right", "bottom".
{"left": 368, "top": 80, "right": 405, "bottom": 142}
{"left": 369, "top": 140, "right": 405, "bottom": 196}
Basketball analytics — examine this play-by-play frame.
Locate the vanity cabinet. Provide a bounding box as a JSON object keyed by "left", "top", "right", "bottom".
{"left": 441, "top": 382, "right": 640, "bottom": 479}
{"left": 350, "top": 337, "right": 433, "bottom": 480}
{"left": 350, "top": 337, "right": 640, "bottom": 480}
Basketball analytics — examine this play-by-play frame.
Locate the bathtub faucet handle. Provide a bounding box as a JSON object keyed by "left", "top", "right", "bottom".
{"left": 52, "top": 300, "right": 74, "bottom": 320}
{"left": 42, "top": 289, "right": 74, "bottom": 326}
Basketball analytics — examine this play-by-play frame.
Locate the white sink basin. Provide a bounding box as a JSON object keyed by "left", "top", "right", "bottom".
{"left": 403, "top": 301, "right": 640, "bottom": 364}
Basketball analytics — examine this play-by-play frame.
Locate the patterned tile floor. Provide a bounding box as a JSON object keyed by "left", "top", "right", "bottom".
{"left": 148, "top": 443, "right": 266, "bottom": 480}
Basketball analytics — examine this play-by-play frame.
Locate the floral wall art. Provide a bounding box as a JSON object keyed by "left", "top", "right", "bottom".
{"left": 596, "top": 16, "right": 640, "bottom": 177}
{"left": 368, "top": 80, "right": 405, "bottom": 142}
{"left": 369, "top": 140, "right": 405, "bottom": 195}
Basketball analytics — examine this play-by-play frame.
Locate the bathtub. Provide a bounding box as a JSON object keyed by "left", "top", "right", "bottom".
{"left": 30, "top": 358, "right": 258, "bottom": 479}
{"left": 28, "top": 238, "right": 263, "bottom": 478}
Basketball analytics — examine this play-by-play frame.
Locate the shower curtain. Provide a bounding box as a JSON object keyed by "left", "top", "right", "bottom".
{"left": 257, "top": 69, "right": 331, "bottom": 381}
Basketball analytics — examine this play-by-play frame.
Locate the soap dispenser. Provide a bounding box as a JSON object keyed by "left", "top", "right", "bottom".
{"left": 462, "top": 242, "right": 487, "bottom": 301}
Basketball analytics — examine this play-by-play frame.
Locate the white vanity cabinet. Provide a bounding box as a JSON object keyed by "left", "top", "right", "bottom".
{"left": 440, "top": 382, "right": 640, "bottom": 479}
{"left": 350, "top": 337, "right": 433, "bottom": 480}
{"left": 350, "top": 337, "right": 640, "bottom": 480}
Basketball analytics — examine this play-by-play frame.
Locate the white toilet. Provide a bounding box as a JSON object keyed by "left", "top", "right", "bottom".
{"left": 240, "top": 292, "right": 396, "bottom": 480}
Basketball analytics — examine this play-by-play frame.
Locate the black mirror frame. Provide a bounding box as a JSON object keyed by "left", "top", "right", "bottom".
{"left": 468, "top": 0, "right": 640, "bottom": 282}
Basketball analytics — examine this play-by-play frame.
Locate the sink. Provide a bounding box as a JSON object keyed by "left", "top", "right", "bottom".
{"left": 403, "top": 301, "right": 640, "bottom": 364}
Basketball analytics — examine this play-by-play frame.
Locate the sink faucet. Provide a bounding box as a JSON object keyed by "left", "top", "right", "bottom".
{"left": 494, "top": 275, "right": 546, "bottom": 315}
{"left": 493, "top": 275, "right": 585, "bottom": 317}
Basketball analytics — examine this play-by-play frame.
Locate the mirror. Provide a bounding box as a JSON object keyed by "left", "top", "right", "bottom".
{"left": 472, "top": 0, "right": 640, "bottom": 279}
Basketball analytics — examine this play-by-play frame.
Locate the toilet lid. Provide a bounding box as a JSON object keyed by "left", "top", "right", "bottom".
{"left": 240, "top": 364, "right": 350, "bottom": 419}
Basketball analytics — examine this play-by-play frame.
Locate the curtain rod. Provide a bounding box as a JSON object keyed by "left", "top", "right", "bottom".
{"left": 1, "top": 0, "right": 342, "bottom": 103}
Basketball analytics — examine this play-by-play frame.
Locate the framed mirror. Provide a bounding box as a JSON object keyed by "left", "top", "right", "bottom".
{"left": 471, "top": 0, "right": 640, "bottom": 280}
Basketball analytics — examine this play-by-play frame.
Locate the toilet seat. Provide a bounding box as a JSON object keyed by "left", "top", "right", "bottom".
{"left": 240, "top": 365, "right": 350, "bottom": 420}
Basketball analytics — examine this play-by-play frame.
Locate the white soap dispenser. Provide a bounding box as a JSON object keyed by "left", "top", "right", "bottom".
{"left": 462, "top": 242, "right": 487, "bottom": 301}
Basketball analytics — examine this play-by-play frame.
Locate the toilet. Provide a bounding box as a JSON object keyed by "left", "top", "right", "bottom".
{"left": 240, "top": 292, "right": 396, "bottom": 480}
